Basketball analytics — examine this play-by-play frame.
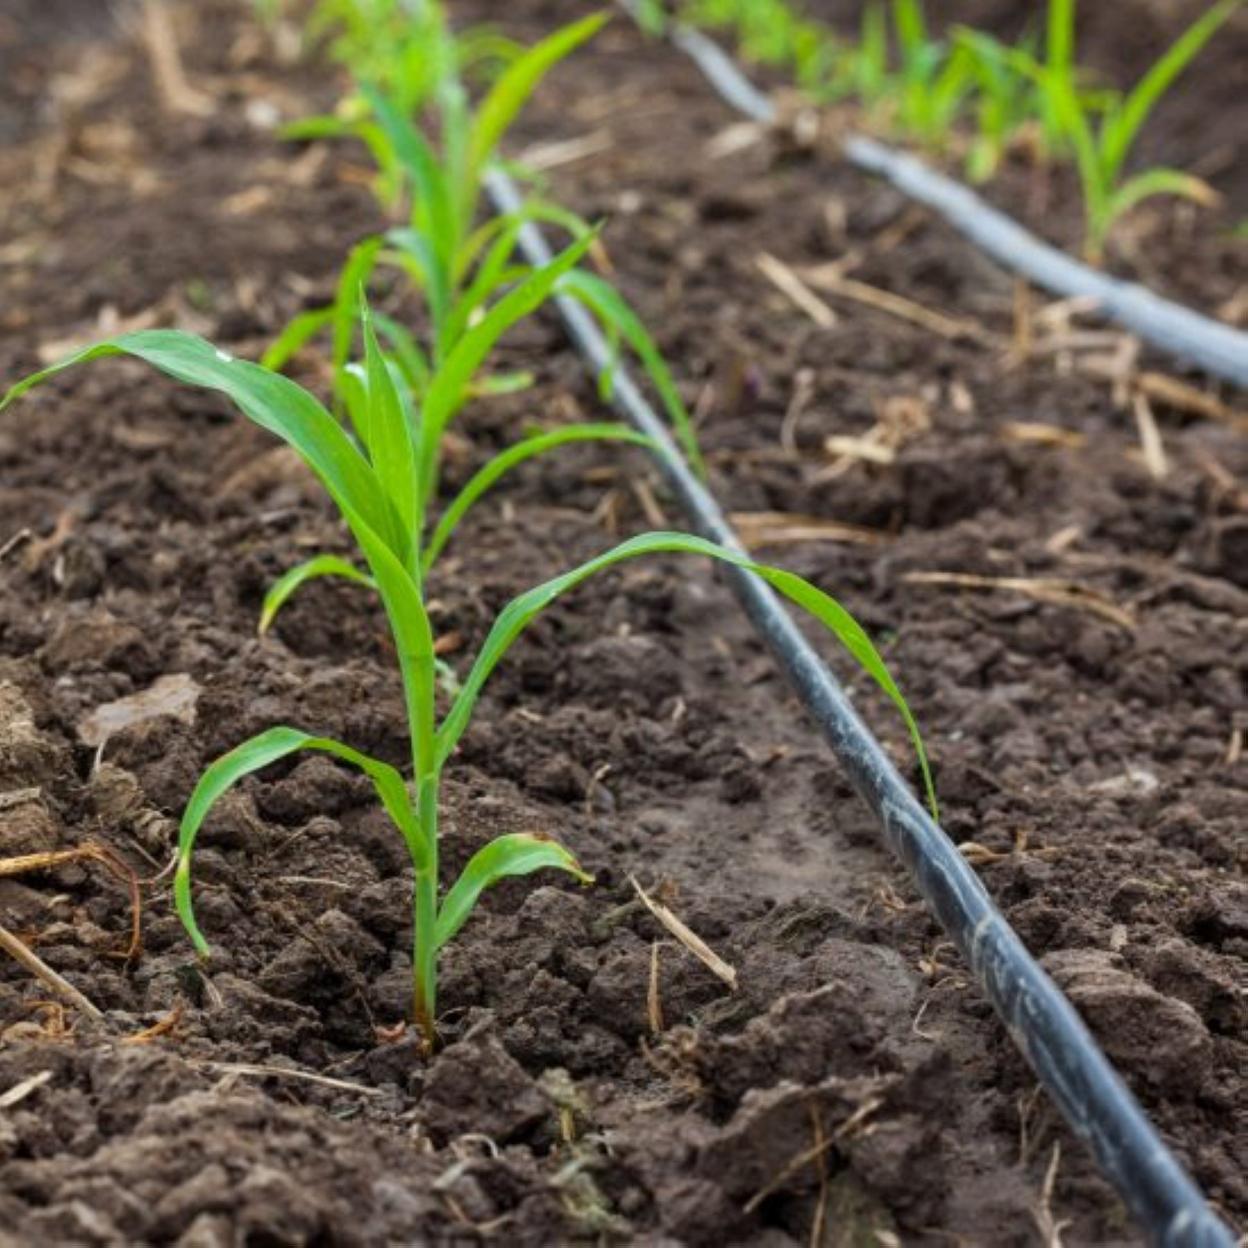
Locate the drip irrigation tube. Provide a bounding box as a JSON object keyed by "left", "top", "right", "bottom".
{"left": 485, "top": 163, "right": 1237, "bottom": 1247}
{"left": 664, "top": 18, "right": 1248, "bottom": 390}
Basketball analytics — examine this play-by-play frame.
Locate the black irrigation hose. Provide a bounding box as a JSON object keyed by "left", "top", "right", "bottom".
{"left": 666, "top": 19, "right": 1248, "bottom": 390}
{"left": 485, "top": 162, "right": 1237, "bottom": 1248}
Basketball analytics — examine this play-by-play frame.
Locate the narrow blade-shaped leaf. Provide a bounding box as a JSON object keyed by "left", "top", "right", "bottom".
{"left": 1106, "top": 167, "right": 1219, "bottom": 221}
{"left": 454, "top": 199, "right": 592, "bottom": 287}
{"left": 1, "top": 334, "right": 436, "bottom": 767}
{"left": 0, "top": 331, "right": 400, "bottom": 556}
{"left": 466, "top": 13, "right": 608, "bottom": 192}
{"left": 262, "top": 307, "right": 334, "bottom": 373}
{"left": 469, "top": 370, "right": 535, "bottom": 397}
{"left": 258, "top": 555, "right": 376, "bottom": 634}
{"left": 332, "top": 237, "right": 385, "bottom": 399}
{"left": 373, "top": 311, "right": 431, "bottom": 396}
{"left": 176, "top": 727, "right": 423, "bottom": 955}
{"left": 557, "top": 268, "right": 705, "bottom": 477}
{"left": 423, "top": 423, "right": 657, "bottom": 572}
{"left": 435, "top": 832, "right": 592, "bottom": 949}
{"left": 418, "top": 229, "right": 599, "bottom": 496}
{"left": 435, "top": 532, "right": 936, "bottom": 817}
{"left": 385, "top": 226, "right": 453, "bottom": 353}
{"left": 363, "top": 84, "right": 456, "bottom": 275}
{"left": 1101, "top": 0, "right": 1241, "bottom": 182}
{"left": 362, "top": 297, "right": 419, "bottom": 550}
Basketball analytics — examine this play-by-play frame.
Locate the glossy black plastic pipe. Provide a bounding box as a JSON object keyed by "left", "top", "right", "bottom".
{"left": 666, "top": 19, "right": 1248, "bottom": 390}
{"left": 485, "top": 165, "right": 1235, "bottom": 1247}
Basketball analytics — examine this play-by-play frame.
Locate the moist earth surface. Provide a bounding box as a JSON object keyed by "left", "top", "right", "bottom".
{"left": 0, "top": 2, "right": 1244, "bottom": 1245}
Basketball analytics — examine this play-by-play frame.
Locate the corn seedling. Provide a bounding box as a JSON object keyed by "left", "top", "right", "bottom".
{"left": 999, "top": 0, "right": 1240, "bottom": 259}
{"left": 887, "top": 0, "right": 974, "bottom": 151}
{"left": 259, "top": 10, "right": 703, "bottom": 629}
{"left": 679, "top": 0, "right": 973, "bottom": 146}
{"left": 264, "top": 0, "right": 519, "bottom": 114}
{"left": 677, "top": 0, "right": 1238, "bottom": 237}
{"left": 952, "top": 27, "right": 1044, "bottom": 182}
{"left": 2, "top": 332, "right": 935, "bottom": 1051}
{"left": 680, "top": 0, "right": 856, "bottom": 104}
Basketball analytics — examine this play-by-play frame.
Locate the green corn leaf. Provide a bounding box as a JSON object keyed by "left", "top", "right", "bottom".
{"left": 1105, "top": 167, "right": 1219, "bottom": 222}
{"left": 1, "top": 332, "right": 437, "bottom": 767}
{"left": 282, "top": 116, "right": 403, "bottom": 208}
{"left": 259, "top": 555, "right": 376, "bottom": 634}
{"left": 362, "top": 296, "right": 420, "bottom": 550}
{"left": 262, "top": 307, "right": 334, "bottom": 373}
{"left": 635, "top": 0, "right": 667, "bottom": 35}
{"left": 456, "top": 28, "right": 525, "bottom": 78}
{"left": 422, "top": 423, "right": 657, "bottom": 572}
{"left": 364, "top": 81, "right": 456, "bottom": 234}
{"left": 1100, "top": 0, "right": 1241, "bottom": 183}
{"left": 417, "top": 229, "right": 599, "bottom": 499}
{"left": 339, "top": 362, "right": 371, "bottom": 448}
{"left": 439, "top": 77, "right": 474, "bottom": 230}
{"left": 893, "top": 0, "right": 929, "bottom": 66}
{"left": 435, "top": 531, "right": 936, "bottom": 818}
{"left": 280, "top": 114, "right": 355, "bottom": 142}
{"left": 465, "top": 12, "right": 608, "bottom": 197}
{"left": 556, "top": 268, "right": 706, "bottom": 478}
{"left": 175, "top": 727, "right": 423, "bottom": 955}
{"left": 446, "top": 199, "right": 596, "bottom": 345}
{"left": 858, "top": 4, "right": 890, "bottom": 102}
{"left": 1044, "top": 68, "right": 1108, "bottom": 234}
{"left": 456, "top": 199, "right": 593, "bottom": 284}
{"left": 468, "top": 370, "right": 535, "bottom": 397}
{"left": 435, "top": 832, "right": 592, "bottom": 949}
{"left": 0, "top": 331, "right": 399, "bottom": 555}
{"left": 385, "top": 227, "right": 454, "bottom": 354}
{"left": 1046, "top": 0, "right": 1075, "bottom": 80}
{"left": 332, "top": 237, "right": 385, "bottom": 400}
{"left": 362, "top": 84, "right": 456, "bottom": 273}
{"left": 373, "top": 310, "right": 431, "bottom": 396}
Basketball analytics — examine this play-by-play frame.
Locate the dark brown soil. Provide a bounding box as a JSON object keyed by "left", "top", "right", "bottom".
{"left": 0, "top": 2, "right": 1244, "bottom": 1245}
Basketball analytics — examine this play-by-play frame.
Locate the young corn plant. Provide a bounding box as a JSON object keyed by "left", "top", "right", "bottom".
{"left": 265, "top": 0, "right": 519, "bottom": 116}
{"left": 953, "top": 26, "right": 1044, "bottom": 183}
{"left": 887, "top": 0, "right": 975, "bottom": 152}
{"left": 1004, "top": 0, "right": 1240, "bottom": 259}
{"left": 678, "top": 0, "right": 973, "bottom": 145}
{"left": 1, "top": 332, "right": 936, "bottom": 1052}
{"left": 260, "top": 11, "right": 703, "bottom": 628}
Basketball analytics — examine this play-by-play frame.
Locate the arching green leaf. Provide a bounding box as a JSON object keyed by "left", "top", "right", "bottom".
{"left": 435, "top": 832, "right": 592, "bottom": 949}
{"left": 258, "top": 555, "right": 375, "bottom": 634}
{"left": 557, "top": 268, "right": 705, "bottom": 477}
{"left": 175, "top": 727, "right": 423, "bottom": 955}
{"left": 422, "top": 423, "right": 657, "bottom": 572}
{"left": 435, "top": 532, "right": 936, "bottom": 818}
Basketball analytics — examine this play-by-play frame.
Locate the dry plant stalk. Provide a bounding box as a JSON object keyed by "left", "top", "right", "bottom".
{"left": 647, "top": 941, "right": 664, "bottom": 1037}
{"left": 121, "top": 1002, "right": 185, "bottom": 1045}
{"left": 140, "top": 0, "right": 214, "bottom": 117}
{"left": 630, "top": 876, "right": 737, "bottom": 990}
{"left": 802, "top": 263, "right": 992, "bottom": 342}
{"left": 730, "top": 511, "right": 891, "bottom": 549}
{"left": 0, "top": 1069, "right": 54, "bottom": 1109}
{"left": 1000, "top": 422, "right": 1087, "bottom": 450}
{"left": 756, "top": 253, "right": 838, "bottom": 328}
{"left": 0, "top": 842, "right": 142, "bottom": 960}
{"left": 0, "top": 922, "right": 104, "bottom": 1021}
{"left": 815, "top": 394, "right": 930, "bottom": 483}
{"left": 743, "top": 1095, "right": 885, "bottom": 1214}
{"left": 903, "top": 570, "right": 1135, "bottom": 630}
{"left": 1131, "top": 393, "right": 1168, "bottom": 481}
